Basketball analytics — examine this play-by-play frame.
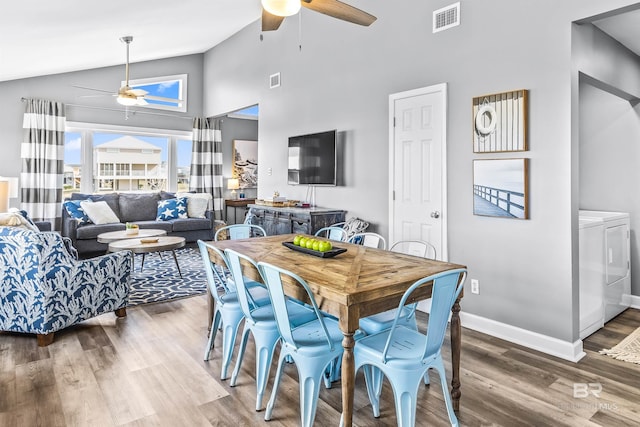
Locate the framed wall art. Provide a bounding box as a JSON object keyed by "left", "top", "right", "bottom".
{"left": 473, "top": 158, "right": 529, "bottom": 219}
{"left": 232, "top": 139, "right": 258, "bottom": 188}
{"left": 473, "top": 89, "right": 528, "bottom": 153}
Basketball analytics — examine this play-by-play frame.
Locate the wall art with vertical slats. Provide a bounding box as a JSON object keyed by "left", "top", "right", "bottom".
{"left": 472, "top": 89, "right": 528, "bottom": 153}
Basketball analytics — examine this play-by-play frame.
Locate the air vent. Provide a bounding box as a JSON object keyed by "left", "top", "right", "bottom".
{"left": 433, "top": 2, "right": 460, "bottom": 33}
{"left": 269, "top": 72, "right": 281, "bottom": 89}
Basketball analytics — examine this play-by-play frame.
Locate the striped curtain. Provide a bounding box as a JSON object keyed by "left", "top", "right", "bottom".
{"left": 21, "top": 99, "right": 66, "bottom": 229}
{"left": 189, "top": 117, "right": 223, "bottom": 220}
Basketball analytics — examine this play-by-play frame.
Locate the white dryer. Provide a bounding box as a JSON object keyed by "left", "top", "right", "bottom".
{"left": 578, "top": 216, "right": 604, "bottom": 339}
{"left": 579, "top": 210, "right": 631, "bottom": 324}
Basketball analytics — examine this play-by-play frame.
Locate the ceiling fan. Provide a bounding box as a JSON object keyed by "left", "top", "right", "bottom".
{"left": 74, "top": 36, "right": 179, "bottom": 107}
{"left": 261, "top": 0, "right": 377, "bottom": 31}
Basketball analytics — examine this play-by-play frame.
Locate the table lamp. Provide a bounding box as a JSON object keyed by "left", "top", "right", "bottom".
{"left": 0, "top": 178, "right": 8, "bottom": 212}
{"left": 227, "top": 178, "right": 240, "bottom": 199}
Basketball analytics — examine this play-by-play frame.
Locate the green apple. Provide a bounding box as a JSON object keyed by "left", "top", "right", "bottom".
{"left": 293, "top": 235, "right": 303, "bottom": 246}
{"left": 299, "top": 237, "right": 308, "bottom": 247}
{"left": 318, "top": 241, "right": 332, "bottom": 252}
{"left": 305, "top": 238, "right": 315, "bottom": 249}
{"left": 312, "top": 240, "right": 320, "bottom": 251}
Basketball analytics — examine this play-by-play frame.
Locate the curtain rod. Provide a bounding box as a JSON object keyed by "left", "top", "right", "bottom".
{"left": 20, "top": 97, "right": 193, "bottom": 121}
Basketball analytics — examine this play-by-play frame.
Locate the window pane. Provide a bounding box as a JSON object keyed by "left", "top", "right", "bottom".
{"left": 93, "top": 133, "right": 168, "bottom": 193}
{"left": 177, "top": 139, "right": 192, "bottom": 192}
{"left": 64, "top": 132, "right": 82, "bottom": 199}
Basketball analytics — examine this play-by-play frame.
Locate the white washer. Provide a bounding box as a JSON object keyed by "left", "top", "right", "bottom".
{"left": 578, "top": 216, "right": 604, "bottom": 339}
{"left": 579, "top": 210, "right": 631, "bottom": 324}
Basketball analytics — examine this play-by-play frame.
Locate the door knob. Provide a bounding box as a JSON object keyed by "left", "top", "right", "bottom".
{"left": 430, "top": 211, "right": 441, "bottom": 219}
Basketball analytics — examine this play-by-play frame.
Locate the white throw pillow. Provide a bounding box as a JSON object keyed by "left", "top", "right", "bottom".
{"left": 176, "top": 192, "right": 212, "bottom": 218}
{"left": 80, "top": 200, "right": 120, "bottom": 225}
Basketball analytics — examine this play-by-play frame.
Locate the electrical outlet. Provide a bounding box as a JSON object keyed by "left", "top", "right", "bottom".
{"left": 471, "top": 279, "right": 479, "bottom": 294}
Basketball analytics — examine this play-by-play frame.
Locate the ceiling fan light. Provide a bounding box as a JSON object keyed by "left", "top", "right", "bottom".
{"left": 117, "top": 94, "right": 139, "bottom": 106}
{"left": 262, "top": 0, "right": 300, "bottom": 17}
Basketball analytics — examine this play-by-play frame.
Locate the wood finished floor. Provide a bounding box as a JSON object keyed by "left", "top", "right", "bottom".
{"left": 1, "top": 295, "right": 639, "bottom": 426}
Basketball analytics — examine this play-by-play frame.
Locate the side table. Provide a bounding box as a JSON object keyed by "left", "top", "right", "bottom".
{"left": 225, "top": 198, "right": 255, "bottom": 224}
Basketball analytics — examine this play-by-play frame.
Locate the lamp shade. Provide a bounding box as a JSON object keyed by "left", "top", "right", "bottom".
{"left": 117, "top": 94, "right": 140, "bottom": 106}
{"left": 8, "top": 177, "right": 19, "bottom": 199}
{"left": 0, "top": 180, "right": 8, "bottom": 212}
{"left": 227, "top": 178, "right": 240, "bottom": 190}
{"left": 261, "top": 0, "right": 301, "bottom": 17}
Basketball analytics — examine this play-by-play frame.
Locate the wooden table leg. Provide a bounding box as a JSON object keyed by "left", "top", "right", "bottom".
{"left": 341, "top": 332, "right": 355, "bottom": 427}
{"left": 450, "top": 295, "right": 462, "bottom": 411}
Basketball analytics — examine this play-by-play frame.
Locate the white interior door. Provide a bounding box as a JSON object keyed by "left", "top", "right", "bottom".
{"left": 389, "top": 84, "right": 447, "bottom": 261}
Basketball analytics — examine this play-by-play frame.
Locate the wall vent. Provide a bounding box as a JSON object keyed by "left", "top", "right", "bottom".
{"left": 269, "top": 72, "right": 281, "bottom": 89}
{"left": 433, "top": 2, "right": 460, "bottom": 33}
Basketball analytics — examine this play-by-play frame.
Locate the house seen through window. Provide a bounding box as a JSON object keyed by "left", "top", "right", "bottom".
{"left": 64, "top": 124, "right": 192, "bottom": 199}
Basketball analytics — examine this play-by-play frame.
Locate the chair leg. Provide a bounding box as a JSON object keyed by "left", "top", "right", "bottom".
{"left": 204, "top": 310, "right": 222, "bottom": 361}
{"left": 296, "top": 358, "right": 330, "bottom": 427}
{"left": 230, "top": 327, "right": 251, "bottom": 387}
{"left": 433, "top": 358, "right": 459, "bottom": 427}
{"left": 362, "top": 365, "right": 383, "bottom": 418}
{"left": 37, "top": 333, "right": 54, "bottom": 347}
{"left": 265, "top": 352, "right": 288, "bottom": 421}
{"left": 252, "top": 329, "right": 280, "bottom": 411}
{"left": 115, "top": 307, "right": 127, "bottom": 317}
{"left": 220, "top": 312, "right": 244, "bottom": 380}
{"left": 389, "top": 372, "right": 421, "bottom": 427}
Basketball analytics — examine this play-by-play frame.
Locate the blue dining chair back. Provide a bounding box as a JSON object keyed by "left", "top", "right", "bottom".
{"left": 257, "top": 261, "right": 344, "bottom": 427}
{"left": 353, "top": 268, "right": 466, "bottom": 427}
{"left": 215, "top": 223, "right": 267, "bottom": 241}
{"left": 224, "top": 248, "right": 316, "bottom": 411}
{"left": 197, "top": 240, "right": 269, "bottom": 380}
{"left": 314, "top": 226, "right": 348, "bottom": 241}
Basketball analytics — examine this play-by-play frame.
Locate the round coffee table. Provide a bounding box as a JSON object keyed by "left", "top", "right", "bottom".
{"left": 97, "top": 229, "right": 167, "bottom": 244}
{"left": 107, "top": 236, "right": 186, "bottom": 278}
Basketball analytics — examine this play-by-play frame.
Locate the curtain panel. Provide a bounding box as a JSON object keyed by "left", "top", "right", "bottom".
{"left": 21, "top": 99, "right": 66, "bottom": 228}
{"left": 190, "top": 117, "right": 223, "bottom": 220}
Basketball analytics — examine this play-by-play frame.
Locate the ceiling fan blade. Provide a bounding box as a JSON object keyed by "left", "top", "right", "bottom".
{"left": 301, "top": 0, "right": 377, "bottom": 26}
{"left": 72, "top": 85, "right": 115, "bottom": 94}
{"left": 262, "top": 9, "right": 285, "bottom": 31}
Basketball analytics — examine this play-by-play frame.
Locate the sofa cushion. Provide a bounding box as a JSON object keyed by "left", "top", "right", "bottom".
{"left": 119, "top": 192, "right": 160, "bottom": 223}
{"left": 156, "top": 198, "right": 188, "bottom": 221}
{"left": 76, "top": 223, "right": 125, "bottom": 240}
{"left": 63, "top": 200, "right": 92, "bottom": 225}
{"left": 71, "top": 193, "right": 121, "bottom": 221}
{"left": 81, "top": 201, "right": 120, "bottom": 225}
{"left": 171, "top": 217, "right": 212, "bottom": 232}
{"left": 176, "top": 192, "right": 212, "bottom": 218}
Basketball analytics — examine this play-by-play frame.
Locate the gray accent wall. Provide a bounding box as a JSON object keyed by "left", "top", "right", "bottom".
{"left": 203, "top": 0, "right": 639, "bottom": 343}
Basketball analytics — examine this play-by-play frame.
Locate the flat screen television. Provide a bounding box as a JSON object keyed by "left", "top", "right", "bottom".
{"left": 287, "top": 129, "right": 337, "bottom": 186}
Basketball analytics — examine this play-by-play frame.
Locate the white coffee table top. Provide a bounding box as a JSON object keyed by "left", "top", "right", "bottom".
{"left": 107, "top": 236, "right": 186, "bottom": 254}
{"left": 97, "top": 229, "right": 167, "bottom": 244}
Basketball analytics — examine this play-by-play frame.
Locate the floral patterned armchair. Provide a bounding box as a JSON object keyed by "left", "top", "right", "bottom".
{"left": 0, "top": 227, "right": 133, "bottom": 346}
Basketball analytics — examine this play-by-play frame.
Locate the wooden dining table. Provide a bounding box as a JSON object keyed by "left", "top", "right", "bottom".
{"left": 207, "top": 234, "right": 466, "bottom": 427}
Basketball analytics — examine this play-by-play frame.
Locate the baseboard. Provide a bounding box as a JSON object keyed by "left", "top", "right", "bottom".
{"left": 629, "top": 294, "right": 640, "bottom": 309}
{"left": 460, "top": 312, "right": 586, "bottom": 363}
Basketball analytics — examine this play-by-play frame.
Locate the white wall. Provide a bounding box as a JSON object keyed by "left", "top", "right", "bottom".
{"left": 203, "top": 0, "right": 640, "bottom": 344}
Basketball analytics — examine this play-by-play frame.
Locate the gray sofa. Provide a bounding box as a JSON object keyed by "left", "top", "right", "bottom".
{"left": 61, "top": 191, "right": 215, "bottom": 257}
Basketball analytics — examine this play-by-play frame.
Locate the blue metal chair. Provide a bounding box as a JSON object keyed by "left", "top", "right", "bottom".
{"left": 359, "top": 239, "right": 437, "bottom": 335}
{"left": 314, "top": 226, "right": 348, "bottom": 241}
{"left": 197, "top": 240, "right": 270, "bottom": 380}
{"left": 257, "top": 261, "right": 344, "bottom": 427}
{"left": 224, "top": 248, "right": 316, "bottom": 411}
{"left": 347, "top": 232, "right": 387, "bottom": 249}
{"left": 214, "top": 223, "right": 267, "bottom": 241}
{"left": 353, "top": 268, "right": 466, "bottom": 427}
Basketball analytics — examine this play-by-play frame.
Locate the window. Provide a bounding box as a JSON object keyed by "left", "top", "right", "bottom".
{"left": 64, "top": 122, "right": 192, "bottom": 197}
{"left": 125, "top": 74, "right": 187, "bottom": 112}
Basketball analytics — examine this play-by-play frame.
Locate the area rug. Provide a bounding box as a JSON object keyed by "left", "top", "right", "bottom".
{"left": 600, "top": 326, "right": 640, "bottom": 365}
{"left": 127, "top": 247, "right": 208, "bottom": 306}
